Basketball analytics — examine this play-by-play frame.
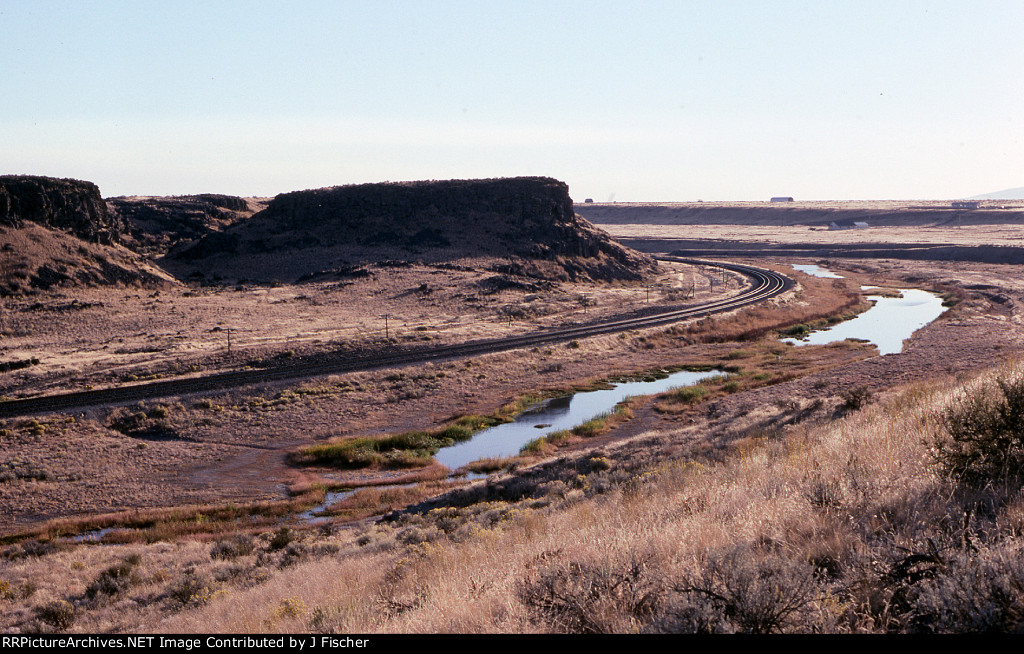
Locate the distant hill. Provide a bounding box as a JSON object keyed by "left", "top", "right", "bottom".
{"left": 166, "top": 177, "right": 655, "bottom": 284}
{"left": 968, "top": 187, "right": 1024, "bottom": 201}
{"left": 576, "top": 200, "right": 1024, "bottom": 227}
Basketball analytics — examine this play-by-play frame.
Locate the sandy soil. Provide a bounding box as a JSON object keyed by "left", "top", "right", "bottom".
{"left": 0, "top": 259, "right": 742, "bottom": 400}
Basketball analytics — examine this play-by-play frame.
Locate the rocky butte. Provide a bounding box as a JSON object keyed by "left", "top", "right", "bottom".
{"left": 168, "top": 177, "right": 656, "bottom": 283}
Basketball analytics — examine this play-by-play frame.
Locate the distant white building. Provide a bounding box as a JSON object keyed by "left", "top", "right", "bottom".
{"left": 770, "top": 196, "right": 794, "bottom": 202}
{"left": 828, "top": 221, "right": 869, "bottom": 230}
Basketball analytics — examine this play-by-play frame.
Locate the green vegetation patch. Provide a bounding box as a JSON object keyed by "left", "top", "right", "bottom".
{"left": 519, "top": 403, "right": 634, "bottom": 456}
{"left": 294, "top": 423, "right": 485, "bottom": 469}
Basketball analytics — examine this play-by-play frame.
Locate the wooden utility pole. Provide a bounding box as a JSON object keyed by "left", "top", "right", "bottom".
{"left": 383, "top": 314, "right": 390, "bottom": 340}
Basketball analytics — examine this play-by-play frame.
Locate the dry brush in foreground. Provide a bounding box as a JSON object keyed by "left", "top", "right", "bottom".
{"left": 115, "top": 363, "right": 1024, "bottom": 634}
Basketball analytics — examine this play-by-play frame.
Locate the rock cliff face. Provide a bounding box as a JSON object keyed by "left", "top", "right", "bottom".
{"left": 0, "top": 175, "right": 176, "bottom": 294}
{"left": 171, "top": 177, "right": 655, "bottom": 283}
{"left": 0, "top": 175, "right": 117, "bottom": 243}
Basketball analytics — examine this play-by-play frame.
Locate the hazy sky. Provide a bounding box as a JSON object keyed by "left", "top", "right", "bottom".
{"left": 2, "top": 1, "right": 1022, "bottom": 200}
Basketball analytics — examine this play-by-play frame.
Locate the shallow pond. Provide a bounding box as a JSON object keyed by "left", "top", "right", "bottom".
{"left": 434, "top": 369, "right": 723, "bottom": 470}
{"left": 792, "top": 264, "right": 844, "bottom": 279}
{"left": 782, "top": 288, "right": 947, "bottom": 355}
{"left": 298, "top": 489, "right": 358, "bottom": 524}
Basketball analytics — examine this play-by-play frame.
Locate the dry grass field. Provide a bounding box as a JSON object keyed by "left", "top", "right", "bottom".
{"left": 4, "top": 193, "right": 1024, "bottom": 632}
{"left": 0, "top": 258, "right": 737, "bottom": 400}
{"left": 5, "top": 353, "right": 1024, "bottom": 632}
{"left": 0, "top": 260, "right": 868, "bottom": 534}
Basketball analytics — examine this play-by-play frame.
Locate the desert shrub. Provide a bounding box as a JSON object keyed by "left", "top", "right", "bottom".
{"left": 268, "top": 527, "right": 296, "bottom": 551}
{"left": 86, "top": 555, "right": 140, "bottom": 598}
{"left": 662, "top": 546, "right": 820, "bottom": 634}
{"left": 395, "top": 525, "right": 442, "bottom": 546}
{"left": 275, "top": 595, "right": 308, "bottom": 619}
{"left": 911, "top": 546, "right": 1024, "bottom": 633}
{"left": 932, "top": 374, "right": 1024, "bottom": 487}
{"left": 168, "top": 571, "right": 215, "bottom": 606}
{"left": 36, "top": 599, "right": 75, "bottom": 630}
{"left": 841, "top": 386, "right": 873, "bottom": 411}
{"left": 518, "top": 556, "right": 664, "bottom": 633}
{"left": 0, "top": 460, "right": 52, "bottom": 483}
{"left": 280, "top": 542, "right": 309, "bottom": 567}
{"left": 210, "top": 534, "right": 255, "bottom": 560}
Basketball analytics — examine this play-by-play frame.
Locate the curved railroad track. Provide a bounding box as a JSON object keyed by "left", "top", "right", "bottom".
{"left": 0, "top": 259, "right": 793, "bottom": 418}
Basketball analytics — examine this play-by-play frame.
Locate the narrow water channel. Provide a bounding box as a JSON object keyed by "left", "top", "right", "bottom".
{"left": 785, "top": 263, "right": 948, "bottom": 354}
{"left": 434, "top": 369, "right": 723, "bottom": 470}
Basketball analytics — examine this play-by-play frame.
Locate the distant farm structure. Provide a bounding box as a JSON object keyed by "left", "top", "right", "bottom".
{"left": 828, "top": 221, "right": 869, "bottom": 231}
{"left": 951, "top": 201, "right": 980, "bottom": 209}
{"left": 770, "top": 196, "right": 794, "bottom": 203}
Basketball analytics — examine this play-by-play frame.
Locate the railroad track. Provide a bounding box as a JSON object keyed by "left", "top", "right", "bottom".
{"left": 0, "top": 259, "right": 793, "bottom": 418}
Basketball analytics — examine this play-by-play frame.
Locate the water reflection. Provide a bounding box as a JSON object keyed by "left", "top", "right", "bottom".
{"left": 792, "top": 264, "right": 844, "bottom": 279}
{"left": 782, "top": 289, "right": 946, "bottom": 355}
{"left": 435, "top": 369, "right": 723, "bottom": 470}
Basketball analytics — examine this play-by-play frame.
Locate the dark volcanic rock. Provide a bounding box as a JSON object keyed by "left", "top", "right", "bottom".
{"left": 171, "top": 177, "right": 655, "bottom": 283}
{"left": 0, "top": 175, "right": 116, "bottom": 243}
{"left": 107, "top": 194, "right": 260, "bottom": 256}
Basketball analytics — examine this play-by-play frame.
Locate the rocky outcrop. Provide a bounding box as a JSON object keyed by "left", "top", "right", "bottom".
{"left": 171, "top": 177, "right": 655, "bottom": 283}
{"left": 0, "top": 175, "right": 117, "bottom": 243}
{"left": 107, "top": 194, "right": 262, "bottom": 256}
{"left": 0, "top": 176, "right": 177, "bottom": 295}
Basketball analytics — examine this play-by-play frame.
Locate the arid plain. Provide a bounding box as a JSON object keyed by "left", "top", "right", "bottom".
{"left": 3, "top": 180, "right": 1024, "bottom": 633}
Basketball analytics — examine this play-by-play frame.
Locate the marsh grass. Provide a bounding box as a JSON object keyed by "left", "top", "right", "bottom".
{"left": 320, "top": 483, "right": 453, "bottom": 522}
{"left": 293, "top": 404, "right": 538, "bottom": 470}
{"left": 292, "top": 427, "right": 479, "bottom": 469}
{"left": 654, "top": 340, "right": 873, "bottom": 414}
{"left": 461, "top": 458, "right": 520, "bottom": 474}
{"left": 0, "top": 489, "right": 327, "bottom": 546}
{"left": 520, "top": 402, "right": 635, "bottom": 457}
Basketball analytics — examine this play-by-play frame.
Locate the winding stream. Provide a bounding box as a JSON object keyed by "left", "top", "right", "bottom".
{"left": 434, "top": 369, "right": 723, "bottom": 470}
